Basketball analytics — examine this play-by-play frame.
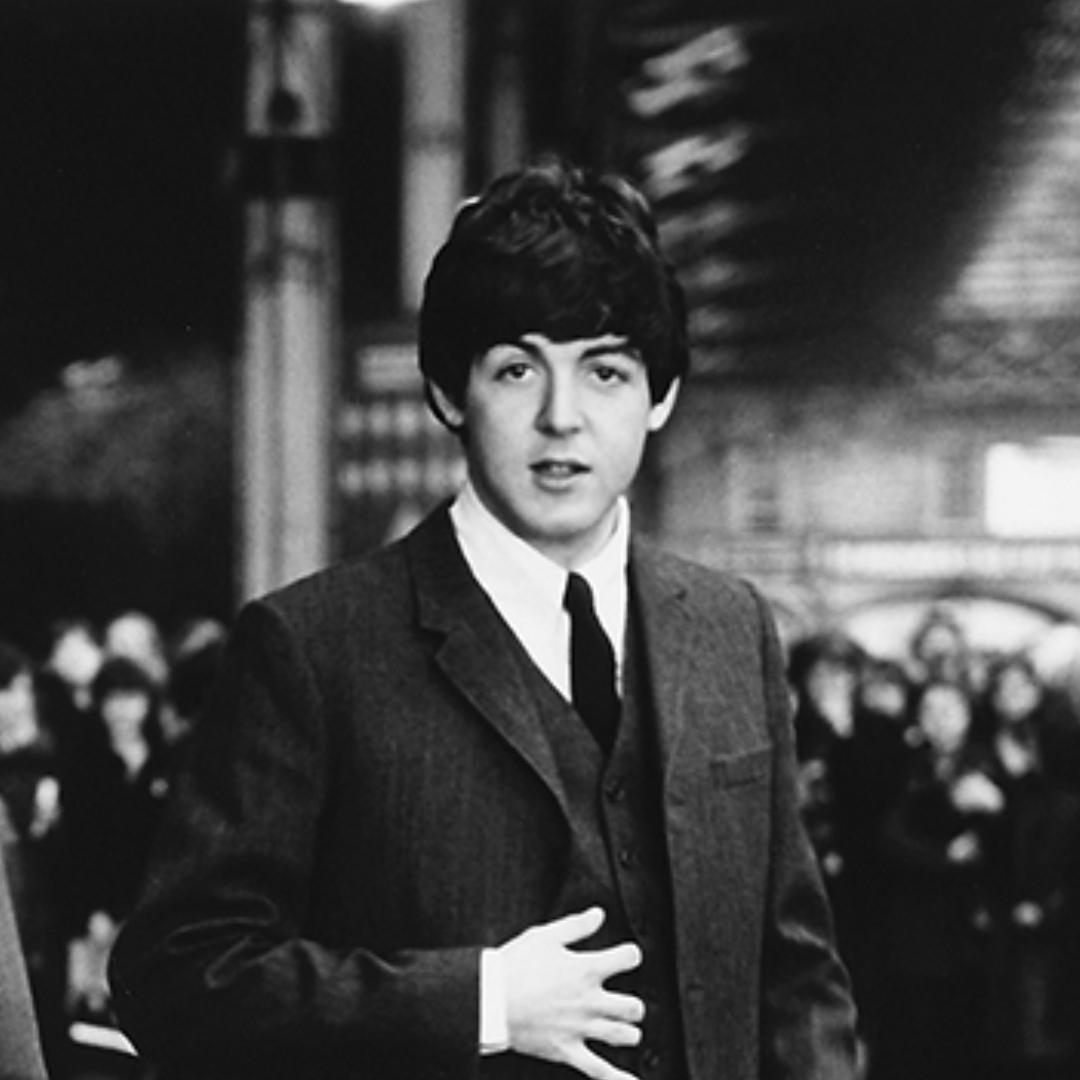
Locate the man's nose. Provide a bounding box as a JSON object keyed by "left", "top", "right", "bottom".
{"left": 536, "top": 374, "right": 583, "bottom": 432}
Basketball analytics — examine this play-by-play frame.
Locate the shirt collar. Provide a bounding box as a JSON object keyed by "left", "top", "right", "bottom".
{"left": 449, "top": 482, "right": 630, "bottom": 661}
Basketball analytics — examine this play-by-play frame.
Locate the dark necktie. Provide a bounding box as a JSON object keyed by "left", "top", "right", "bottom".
{"left": 564, "top": 571, "right": 620, "bottom": 752}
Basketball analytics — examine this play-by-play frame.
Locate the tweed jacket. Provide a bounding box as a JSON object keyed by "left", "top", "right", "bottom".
{"left": 110, "top": 506, "right": 856, "bottom": 1080}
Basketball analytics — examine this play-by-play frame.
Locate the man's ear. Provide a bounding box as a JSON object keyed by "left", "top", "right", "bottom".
{"left": 425, "top": 380, "right": 465, "bottom": 433}
{"left": 647, "top": 377, "right": 681, "bottom": 433}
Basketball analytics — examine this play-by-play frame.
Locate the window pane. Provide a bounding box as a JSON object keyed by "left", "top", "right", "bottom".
{"left": 985, "top": 439, "right": 1080, "bottom": 537}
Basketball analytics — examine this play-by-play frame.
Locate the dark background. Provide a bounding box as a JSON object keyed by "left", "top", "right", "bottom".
{"left": 0, "top": 0, "right": 245, "bottom": 410}
{"left": 0, "top": 0, "right": 408, "bottom": 645}
{"left": 0, "top": 0, "right": 1062, "bottom": 647}
{"left": 0, "top": 0, "right": 1055, "bottom": 400}
{"left": 0, "top": 0, "right": 408, "bottom": 413}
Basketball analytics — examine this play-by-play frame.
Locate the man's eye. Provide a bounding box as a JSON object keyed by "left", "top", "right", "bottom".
{"left": 592, "top": 364, "right": 629, "bottom": 384}
{"left": 497, "top": 361, "right": 532, "bottom": 381}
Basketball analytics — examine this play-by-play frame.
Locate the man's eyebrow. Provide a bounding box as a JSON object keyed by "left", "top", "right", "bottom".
{"left": 496, "top": 336, "right": 637, "bottom": 358}
{"left": 505, "top": 337, "right": 541, "bottom": 355}
{"left": 581, "top": 340, "right": 637, "bottom": 359}
{"left": 479, "top": 337, "right": 540, "bottom": 358}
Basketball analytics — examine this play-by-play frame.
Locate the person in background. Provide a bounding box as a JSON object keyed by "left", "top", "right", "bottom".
{"left": 839, "top": 655, "right": 917, "bottom": 1078}
{"left": 975, "top": 655, "right": 1080, "bottom": 1080}
{"left": 979, "top": 653, "right": 1080, "bottom": 794}
{"left": 62, "top": 656, "right": 171, "bottom": 1026}
{"left": 0, "top": 850, "right": 48, "bottom": 1080}
{"left": 854, "top": 658, "right": 912, "bottom": 739}
{"left": 109, "top": 159, "right": 857, "bottom": 1080}
{"left": 103, "top": 611, "right": 169, "bottom": 689}
{"left": 907, "top": 606, "right": 974, "bottom": 692}
{"left": 160, "top": 617, "right": 226, "bottom": 766}
{"left": 876, "top": 678, "right": 1001, "bottom": 1080}
{"left": 786, "top": 634, "right": 860, "bottom": 962}
{"left": 788, "top": 640, "right": 911, "bottom": 1077}
{"left": 788, "top": 632, "right": 861, "bottom": 768}
{"left": 35, "top": 617, "right": 103, "bottom": 769}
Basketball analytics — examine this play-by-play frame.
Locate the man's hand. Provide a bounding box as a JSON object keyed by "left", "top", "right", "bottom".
{"left": 498, "top": 907, "right": 644, "bottom": 1080}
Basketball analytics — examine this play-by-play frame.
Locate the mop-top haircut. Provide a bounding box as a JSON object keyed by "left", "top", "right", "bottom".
{"left": 419, "top": 159, "right": 689, "bottom": 426}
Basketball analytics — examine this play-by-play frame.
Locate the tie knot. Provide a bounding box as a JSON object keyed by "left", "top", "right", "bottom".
{"left": 563, "top": 571, "right": 595, "bottom": 618}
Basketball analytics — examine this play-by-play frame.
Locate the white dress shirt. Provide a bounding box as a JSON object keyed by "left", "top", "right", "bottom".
{"left": 448, "top": 482, "right": 632, "bottom": 1053}
{"left": 449, "top": 482, "right": 631, "bottom": 699}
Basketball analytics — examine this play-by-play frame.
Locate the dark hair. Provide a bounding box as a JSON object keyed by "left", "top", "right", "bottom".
{"left": 419, "top": 159, "right": 688, "bottom": 424}
{"left": 787, "top": 631, "right": 862, "bottom": 692}
{"left": 168, "top": 636, "right": 224, "bottom": 720}
{"left": 861, "top": 657, "right": 909, "bottom": 687}
{"left": 0, "top": 641, "right": 30, "bottom": 689}
{"left": 909, "top": 606, "right": 967, "bottom": 661}
{"left": 92, "top": 656, "right": 158, "bottom": 710}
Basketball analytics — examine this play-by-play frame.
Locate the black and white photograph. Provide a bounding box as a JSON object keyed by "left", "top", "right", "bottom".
{"left": 1, "top": 2, "right": 1079, "bottom": 1078}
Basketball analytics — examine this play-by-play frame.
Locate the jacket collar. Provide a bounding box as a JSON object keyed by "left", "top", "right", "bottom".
{"left": 406, "top": 507, "right": 570, "bottom": 814}
{"left": 405, "top": 506, "right": 697, "bottom": 803}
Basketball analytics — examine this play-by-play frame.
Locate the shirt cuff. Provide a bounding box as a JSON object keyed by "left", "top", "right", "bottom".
{"left": 479, "top": 947, "right": 510, "bottom": 1055}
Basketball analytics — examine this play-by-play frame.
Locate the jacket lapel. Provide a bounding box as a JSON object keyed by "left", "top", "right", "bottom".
{"left": 405, "top": 508, "right": 572, "bottom": 819}
{"left": 632, "top": 541, "right": 773, "bottom": 778}
{"left": 628, "top": 540, "right": 697, "bottom": 780}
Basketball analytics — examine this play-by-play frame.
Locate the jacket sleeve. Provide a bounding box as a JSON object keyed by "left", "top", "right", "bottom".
{"left": 108, "top": 600, "right": 480, "bottom": 1080}
{"left": 751, "top": 586, "right": 860, "bottom": 1080}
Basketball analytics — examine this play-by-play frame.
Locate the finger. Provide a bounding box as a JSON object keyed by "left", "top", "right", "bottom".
{"left": 543, "top": 906, "right": 606, "bottom": 946}
{"left": 588, "top": 941, "right": 643, "bottom": 978}
{"left": 567, "top": 1045, "right": 640, "bottom": 1080}
{"left": 587, "top": 1018, "right": 644, "bottom": 1048}
{"left": 599, "top": 991, "right": 646, "bottom": 1025}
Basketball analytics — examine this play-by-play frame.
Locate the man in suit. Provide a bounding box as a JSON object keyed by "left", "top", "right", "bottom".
{"left": 109, "top": 161, "right": 857, "bottom": 1080}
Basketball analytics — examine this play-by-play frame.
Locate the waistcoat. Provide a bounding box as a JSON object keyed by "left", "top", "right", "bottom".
{"left": 484, "top": 596, "right": 688, "bottom": 1080}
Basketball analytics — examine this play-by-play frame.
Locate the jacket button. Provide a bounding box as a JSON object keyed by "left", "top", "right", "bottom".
{"left": 604, "top": 777, "right": 625, "bottom": 802}
{"left": 618, "top": 847, "right": 637, "bottom": 869}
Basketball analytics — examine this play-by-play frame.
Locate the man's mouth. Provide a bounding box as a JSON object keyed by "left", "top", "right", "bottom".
{"left": 531, "top": 460, "right": 588, "bottom": 481}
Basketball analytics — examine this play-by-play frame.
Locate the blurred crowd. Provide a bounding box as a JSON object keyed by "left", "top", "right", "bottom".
{"left": 790, "top": 607, "right": 1080, "bottom": 1080}
{"left": 3, "top": 600, "right": 1080, "bottom": 1079}
{"left": 0, "top": 611, "right": 224, "bottom": 1079}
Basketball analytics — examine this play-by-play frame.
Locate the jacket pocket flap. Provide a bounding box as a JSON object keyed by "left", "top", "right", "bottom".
{"left": 710, "top": 746, "right": 771, "bottom": 788}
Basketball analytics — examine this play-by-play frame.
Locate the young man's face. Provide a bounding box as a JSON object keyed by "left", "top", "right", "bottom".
{"left": 434, "top": 332, "right": 678, "bottom": 567}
